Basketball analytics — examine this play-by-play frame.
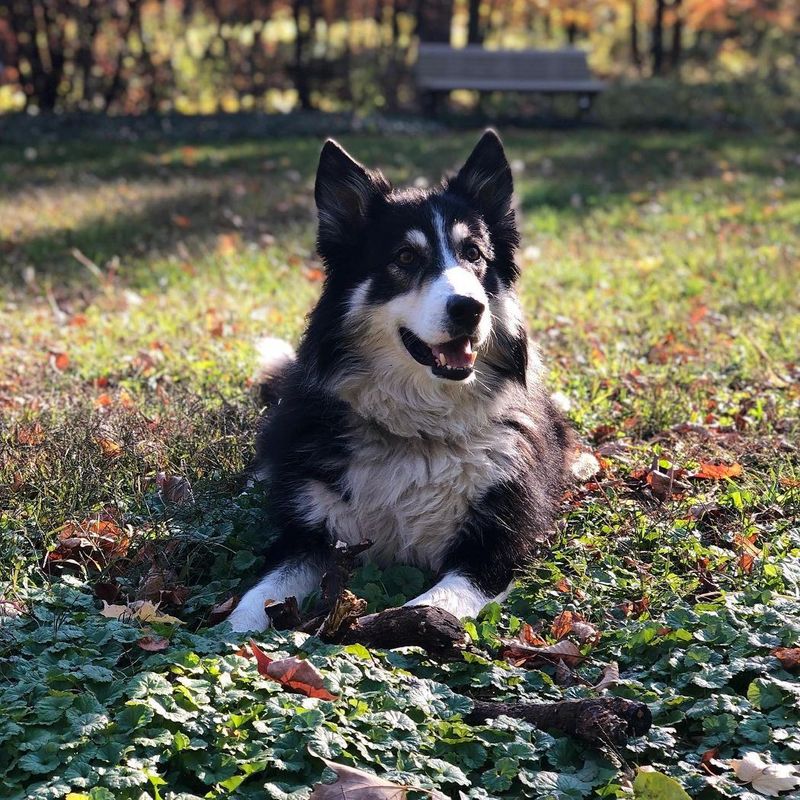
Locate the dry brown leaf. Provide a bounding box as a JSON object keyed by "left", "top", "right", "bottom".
{"left": 499, "top": 639, "right": 583, "bottom": 669}
{"left": 310, "top": 759, "right": 447, "bottom": 799}
{"left": 17, "top": 422, "right": 45, "bottom": 446}
{"left": 156, "top": 473, "right": 194, "bottom": 505}
{"left": 96, "top": 436, "right": 123, "bottom": 458}
{"left": 693, "top": 462, "right": 743, "bottom": 480}
{"left": 45, "top": 517, "right": 128, "bottom": 571}
{"left": 208, "top": 596, "right": 237, "bottom": 625}
{"left": 730, "top": 752, "right": 800, "bottom": 796}
{"left": 518, "top": 622, "right": 547, "bottom": 647}
{"left": 771, "top": 646, "right": 800, "bottom": 671}
{"left": 247, "top": 640, "right": 338, "bottom": 701}
{"left": 137, "top": 635, "right": 170, "bottom": 652}
{"left": 100, "top": 600, "right": 183, "bottom": 625}
{"left": 594, "top": 661, "right": 620, "bottom": 691}
{"left": 551, "top": 611, "right": 601, "bottom": 645}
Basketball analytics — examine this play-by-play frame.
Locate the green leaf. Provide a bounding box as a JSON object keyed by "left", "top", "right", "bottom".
{"left": 633, "top": 769, "right": 691, "bottom": 800}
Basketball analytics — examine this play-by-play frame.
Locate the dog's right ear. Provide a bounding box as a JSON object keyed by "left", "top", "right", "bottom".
{"left": 315, "top": 140, "right": 390, "bottom": 246}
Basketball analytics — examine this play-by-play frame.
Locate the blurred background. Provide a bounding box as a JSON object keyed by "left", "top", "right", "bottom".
{"left": 1, "top": 0, "right": 798, "bottom": 126}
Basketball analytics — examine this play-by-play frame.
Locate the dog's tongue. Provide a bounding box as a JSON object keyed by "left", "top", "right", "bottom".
{"left": 431, "top": 337, "right": 476, "bottom": 369}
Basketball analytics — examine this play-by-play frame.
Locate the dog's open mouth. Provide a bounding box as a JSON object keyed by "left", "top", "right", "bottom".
{"left": 399, "top": 327, "right": 477, "bottom": 381}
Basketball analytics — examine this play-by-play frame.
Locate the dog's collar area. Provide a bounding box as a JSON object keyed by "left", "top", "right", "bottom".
{"left": 399, "top": 327, "right": 476, "bottom": 381}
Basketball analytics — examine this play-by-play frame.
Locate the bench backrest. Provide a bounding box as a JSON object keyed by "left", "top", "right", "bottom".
{"left": 417, "top": 44, "right": 594, "bottom": 85}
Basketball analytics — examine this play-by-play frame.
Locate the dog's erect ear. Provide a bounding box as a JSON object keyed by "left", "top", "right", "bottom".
{"left": 315, "top": 140, "right": 390, "bottom": 245}
{"left": 449, "top": 130, "right": 513, "bottom": 223}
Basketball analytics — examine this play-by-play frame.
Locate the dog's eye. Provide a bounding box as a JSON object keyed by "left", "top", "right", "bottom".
{"left": 395, "top": 247, "right": 416, "bottom": 267}
{"left": 464, "top": 244, "right": 482, "bottom": 263}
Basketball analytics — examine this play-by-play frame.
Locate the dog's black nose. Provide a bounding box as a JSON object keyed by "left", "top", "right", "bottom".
{"left": 446, "top": 295, "right": 485, "bottom": 332}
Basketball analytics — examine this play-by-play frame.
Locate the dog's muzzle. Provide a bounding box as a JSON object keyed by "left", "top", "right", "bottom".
{"left": 399, "top": 327, "right": 478, "bottom": 381}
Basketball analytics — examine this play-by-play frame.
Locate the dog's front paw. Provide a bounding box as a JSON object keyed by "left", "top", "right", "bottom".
{"left": 225, "top": 599, "right": 273, "bottom": 633}
{"left": 405, "top": 574, "right": 490, "bottom": 620}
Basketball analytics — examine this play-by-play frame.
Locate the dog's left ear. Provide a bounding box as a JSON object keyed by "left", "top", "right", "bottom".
{"left": 315, "top": 139, "right": 390, "bottom": 246}
{"left": 449, "top": 129, "right": 513, "bottom": 224}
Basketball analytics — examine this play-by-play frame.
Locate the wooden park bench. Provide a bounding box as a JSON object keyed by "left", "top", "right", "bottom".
{"left": 416, "top": 44, "right": 606, "bottom": 114}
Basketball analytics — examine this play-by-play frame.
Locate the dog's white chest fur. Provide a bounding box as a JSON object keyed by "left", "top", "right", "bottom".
{"left": 298, "top": 421, "right": 519, "bottom": 570}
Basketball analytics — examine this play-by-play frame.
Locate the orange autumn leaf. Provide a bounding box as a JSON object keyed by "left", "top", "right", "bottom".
{"left": 771, "top": 647, "right": 800, "bottom": 671}
{"left": 738, "top": 553, "right": 755, "bottom": 574}
{"left": 779, "top": 477, "right": 800, "bottom": 489}
{"left": 68, "top": 313, "right": 89, "bottom": 327}
{"left": 171, "top": 214, "right": 191, "bottom": 228}
{"left": 304, "top": 266, "right": 325, "bottom": 282}
{"left": 216, "top": 233, "right": 240, "bottom": 257}
{"left": 17, "top": 422, "right": 45, "bottom": 446}
{"left": 518, "top": 623, "right": 547, "bottom": 647}
{"left": 551, "top": 610, "right": 574, "bottom": 640}
{"left": 693, "top": 462, "right": 743, "bottom": 480}
{"left": 51, "top": 352, "right": 70, "bottom": 371}
{"left": 247, "top": 640, "right": 338, "bottom": 701}
{"left": 95, "top": 393, "right": 113, "bottom": 408}
{"left": 96, "top": 437, "right": 123, "bottom": 458}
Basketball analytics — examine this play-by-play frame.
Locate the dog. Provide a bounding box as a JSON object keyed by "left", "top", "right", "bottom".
{"left": 227, "top": 130, "right": 576, "bottom": 633}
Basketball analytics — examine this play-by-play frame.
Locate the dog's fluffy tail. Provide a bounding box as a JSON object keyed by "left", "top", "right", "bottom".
{"left": 254, "top": 337, "right": 295, "bottom": 404}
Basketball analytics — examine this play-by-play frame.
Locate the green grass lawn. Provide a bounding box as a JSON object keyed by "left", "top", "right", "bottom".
{"left": 1, "top": 127, "right": 799, "bottom": 799}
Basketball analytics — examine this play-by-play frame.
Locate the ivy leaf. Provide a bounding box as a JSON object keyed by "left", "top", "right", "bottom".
{"left": 633, "top": 768, "right": 691, "bottom": 800}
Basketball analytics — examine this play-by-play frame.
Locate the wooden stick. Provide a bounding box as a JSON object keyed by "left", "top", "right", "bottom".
{"left": 467, "top": 697, "right": 652, "bottom": 746}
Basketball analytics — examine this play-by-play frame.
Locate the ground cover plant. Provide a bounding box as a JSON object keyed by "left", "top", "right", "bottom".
{"left": 1, "top": 126, "right": 799, "bottom": 799}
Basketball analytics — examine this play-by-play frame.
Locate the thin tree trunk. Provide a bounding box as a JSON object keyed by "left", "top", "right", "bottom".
{"left": 292, "top": 0, "right": 313, "bottom": 109}
{"left": 651, "top": 0, "right": 666, "bottom": 76}
{"left": 467, "top": 0, "right": 482, "bottom": 45}
{"left": 670, "top": 0, "right": 683, "bottom": 73}
{"left": 630, "top": 0, "right": 642, "bottom": 72}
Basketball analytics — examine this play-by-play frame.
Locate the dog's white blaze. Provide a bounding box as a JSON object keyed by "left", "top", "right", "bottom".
{"left": 406, "top": 229, "right": 429, "bottom": 249}
{"left": 227, "top": 563, "right": 321, "bottom": 632}
{"left": 451, "top": 221, "right": 470, "bottom": 246}
{"left": 296, "top": 417, "right": 519, "bottom": 570}
{"left": 433, "top": 210, "right": 457, "bottom": 267}
{"left": 404, "top": 573, "right": 494, "bottom": 619}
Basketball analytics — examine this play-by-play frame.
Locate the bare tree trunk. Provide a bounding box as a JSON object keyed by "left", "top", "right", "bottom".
{"left": 292, "top": 0, "right": 313, "bottom": 109}
{"left": 467, "top": 0, "right": 482, "bottom": 45}
{"left": 670, "top": 0, "right": 684, "bottom": 73}
{"left": 651, "top": 0, "right": 666, "bottom": 76}
{"left": 630, "top": 0, "right": 642, "bottom": 72}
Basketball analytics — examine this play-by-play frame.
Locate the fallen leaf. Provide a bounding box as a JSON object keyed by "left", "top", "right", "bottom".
{"left": 171, "top": 213, "right": 191, "bottom": 228}
{"left": 594, "top": 661, "right": 620, "bottom": 691}
{"left": 208, "top": 596, "right": 238, "bottom": 625}
{"left": 51, "top": 352, "right": 70, "bottom": 371}
{"left": 94, "top": 393, "right": 113, "bottom": 408}
{"left": 693, "top": 462, "right": 743, "bottom": 480}
{"left": 247, "top": 640, "right": 337, "bottom": 701}
{"left": 500, "top": 639, "right": 583, "bottom": 669}
{"left": 730, "top": 752, "right": 800, "bottom": 797}
{"left": 45, "top": 517, "right": 129, "bottom": 571}
{"left": 771, "top": 647, "right": 800, "bottom": 671}
{"left": 17, "top": 422, "right": 45, "bottom": 446}
{"left": 137, "top": 635, "right": 170, "bottom": 651}
{"left": 100, "top": 600, "right": 183, "bottom": 625}
{"left": 551, "top": 611, "right": 601, "bottom": 645}
{"left": 633, "top": 767, "right": 691, "bottom": 800}
{"left": 96, "top": 436, "right": 123, "bottom": 458}
{"left": 310, "top": 759, "right": 447, "bottom": 799}
{"left": 518, "top": 622, "right": 547, "bottom": 647}
{"left": 156, "top": 473, "right": 194, "bottom": 505}
{"left": 304, "top": 266, "right": 325, "bottom": 282}
{"left": 216, "top": 232, "right": 240, "bottom": 257}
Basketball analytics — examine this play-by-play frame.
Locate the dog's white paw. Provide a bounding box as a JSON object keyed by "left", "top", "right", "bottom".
{"left": 405, "top": 573, "right": 491, "bottom": 619}
{"left": 226, "top": 598, "right": 273, "bottom": 633}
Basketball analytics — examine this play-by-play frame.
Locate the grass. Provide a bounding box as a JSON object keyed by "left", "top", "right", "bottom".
{"left": 0, "top": 126, "right": 799, "bottom": 799}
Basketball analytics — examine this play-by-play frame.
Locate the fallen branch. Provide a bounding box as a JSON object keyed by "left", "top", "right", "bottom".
{"left": 466, "top": 697, "right": 652, "bottom": 746}
{"left": 335, "top": 605, "right": 468, "bottom": 659}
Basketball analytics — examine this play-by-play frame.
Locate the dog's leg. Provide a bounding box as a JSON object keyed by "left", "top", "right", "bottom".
{"left": 405, "top": 573, "right": 499, "bottom": 619}
{"left": 405, "top": 476, "right": 549, "bottom": 620}
{"left": 227, "top": 559, "right": 323, "bottom": 632}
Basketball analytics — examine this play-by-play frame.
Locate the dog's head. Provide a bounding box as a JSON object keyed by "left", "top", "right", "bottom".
{"left": 307, "top": 131, "right": 529, "bottom": 431}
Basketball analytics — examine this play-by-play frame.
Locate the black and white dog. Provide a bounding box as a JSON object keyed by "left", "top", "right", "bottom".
{"left": 227, "top": 130, "right": 576, "bottom": 632}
